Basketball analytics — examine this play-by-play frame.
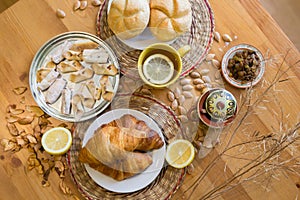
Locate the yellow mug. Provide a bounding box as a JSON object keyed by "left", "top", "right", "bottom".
{"left": 138, "top": 43, "right": 190, "bottom": 88}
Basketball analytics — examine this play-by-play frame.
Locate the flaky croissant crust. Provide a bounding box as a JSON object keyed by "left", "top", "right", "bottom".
{"left": 78, "top": 114, "right": 164, "bottom": 181}
{"left": 106, "top": 114, "right": 164, "bottom": 151}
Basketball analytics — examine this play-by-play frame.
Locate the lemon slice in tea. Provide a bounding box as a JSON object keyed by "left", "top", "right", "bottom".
{"left": 142, "top": 54, "right": 174, "bottom": 85}
{"left": 41, "top": 127, "right": 72, "bottom": 155}
{"left": 165, "top": 139, "right": 195, "bottom": 169}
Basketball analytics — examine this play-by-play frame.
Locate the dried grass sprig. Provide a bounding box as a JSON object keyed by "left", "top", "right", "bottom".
{"left": 188, "top": 113, "right": 299, "bottom": 200}
{"left": 181, "top": 54, "right": 300, "bottom": 199}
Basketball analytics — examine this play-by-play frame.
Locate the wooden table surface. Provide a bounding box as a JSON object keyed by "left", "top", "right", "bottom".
{"left": 0, "top": 0, "right": 299, "bottom": 199}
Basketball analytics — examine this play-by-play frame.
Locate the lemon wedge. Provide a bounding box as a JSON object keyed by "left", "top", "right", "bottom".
{"left": 41, "top": 127, "right": 72, "bottom": 155}
{"left": 177, "top": 45, "right": 191, "bottom": 57}
{"left": 142, "top": 54, "right": 174, "bottom": 85}
{"left": 165, "top": 139, "right": 195, "bottom": 169}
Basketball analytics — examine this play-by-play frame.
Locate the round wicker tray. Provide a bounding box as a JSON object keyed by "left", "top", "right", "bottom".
{"left": 67, "top": 93, "right": 186, "bottom": 199}
{"left": 96, "top": 0, "right": 214, "bottom": 78}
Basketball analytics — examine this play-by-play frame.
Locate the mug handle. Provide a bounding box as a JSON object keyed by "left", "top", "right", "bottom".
{"left": 177, "top": 45, "right": 191, "bottom": 57}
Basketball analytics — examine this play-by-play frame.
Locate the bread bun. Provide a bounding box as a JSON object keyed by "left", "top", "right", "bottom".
{"left": 107, "top": 0, "right": 150, "bottom": 40}
{"left": 149, "top": 0, "right": 192, "bottom": 42}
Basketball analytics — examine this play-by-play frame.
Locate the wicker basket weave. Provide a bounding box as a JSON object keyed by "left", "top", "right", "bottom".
{"left": 96, "top": 0, "right": 215, "bottom": 78}
{"left": 67, "top": 93, "right": 186, "bottom": 199}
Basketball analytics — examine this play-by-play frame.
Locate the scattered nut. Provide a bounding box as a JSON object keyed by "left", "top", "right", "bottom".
{"left": 1, "top": 139, "right": 17, "bottom": 152}
{"left": 193, "top": 78, "right": 204, "bottom": 85}
{"left": 56, "top": 9, "right": 66, "bottom": 18}
{"left": 25, "top": 105, "right": 44, "bottom": 117}
{"left": 205, "top": 54, "right": 215, "bottom": 61}
{"left": 178, "top": 106, "right": 187, "bottom": 115}
{"left": 7, "top": 123, "right": 19, "bottom": 136}
{"left": 202, "top": 76, "right": 211, "bottom": 83}
{"left": 20, "top": 96, "right": 25, "bottom": 104}
{"left": 171, "top": 99, "right": 178, "bottom": 111}
{"left": 212, "top": 59, "right": 221, "bottom": 69}
{"left": 182, "top": 85, "right": 193, "bottom": 91}
{"left": 73, "top": 1, "right": 81, "bottom": 11}
{"left": 195, "top": 84, "right": 205, "bottom": 91}
{"left": 190, "top": 71, "right": 201, "bottom": 78}
{"left": 213, "top": 31, "right": 221, "bottom": 42}
{"left": 10, "top": 108, "right": 24, "bottom": 115}
{"left": 26, "top": 135, "right": 37, "bottom": 144}
{"left": 17, "top": 116, "right": 34, "bottom": 125}
{"left": 183, "top": 91, "right": 193, "bottom": 98}
{"left": 222, "top": 34, "right": 232, "bottom": 42}
{"left": 167, "top": 91, "right": 175, "bottom": 102}
{"left": 2, "top": 96, "right": 71, "bottom": 191}
{"left": 80, "top": 0, "right": 88, "bottom": 10}
{"left": 91, "top": 0, "right": 102, "bottom": 6}
{"left": 7, "top": 104, "right": 25, "bottom": 115}
{"left": 200, "top": 69, "right": 209, "bottom": 76}
{"left": 180, "top": 78, "right": 191, "bottom": 86}
{"left": 177, "top": 95, "right": 185, "bottom": 105}
{"left": 174, "top": 87, "right": 181, "bottom": 99}
{"left": 16, "top": 137, "right": 27, "bottom": 147}
{"left": 13, "top": 86, "right": 27, "bottom": 95}
{"left": 6, "top": 115, "right": 20, "bottom": 123}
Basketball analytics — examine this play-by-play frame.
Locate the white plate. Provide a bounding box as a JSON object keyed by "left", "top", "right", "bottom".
{"left": 82, "top": 108, "right": 166, "bottom": 193}
{"left": 107, "top": 0, "right": 174, "bottom": 50}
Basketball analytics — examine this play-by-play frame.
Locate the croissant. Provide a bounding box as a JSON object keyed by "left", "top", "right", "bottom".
{"left": 78, "top": 125, "right": 153, "bottom": 181}
{"left": 106, "top": 114, "right": 164, "bottom": 151}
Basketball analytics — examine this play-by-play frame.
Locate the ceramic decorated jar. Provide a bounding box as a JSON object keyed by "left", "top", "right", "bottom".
{"left": 205, "top": 89, "right": 237, "bottom": 121}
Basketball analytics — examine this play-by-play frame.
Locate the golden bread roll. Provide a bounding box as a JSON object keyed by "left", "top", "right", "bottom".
{"left": 149, "top": 0, "right": 192, "bottom": 41}
{"left": 107, "top": 0, "right": 150, "bottom": 40}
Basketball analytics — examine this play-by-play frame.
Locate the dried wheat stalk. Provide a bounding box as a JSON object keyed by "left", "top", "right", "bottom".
{"left": 181, "top": 53, "right": 300, "bottom": 199}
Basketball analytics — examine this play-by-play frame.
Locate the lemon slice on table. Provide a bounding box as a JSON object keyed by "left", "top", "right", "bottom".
{"left": 41, "top": 127, "right": 72, "bottom": 155}
{"left": 142, "top": 54, "right": 174, "bottom": 85}
{"left": 165, "top": 139, "right": 195, "bottom": 169}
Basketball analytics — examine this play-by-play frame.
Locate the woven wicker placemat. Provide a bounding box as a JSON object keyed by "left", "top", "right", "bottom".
{"left": 67, "top": 93, "right": 186, "bottom": 200}
{"left": 96, "top": 0, "right": 214, "bottom": 78}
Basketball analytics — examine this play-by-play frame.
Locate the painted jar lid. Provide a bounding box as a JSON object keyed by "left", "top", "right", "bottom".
{"left": 205, "top": 89, "right": 237, "bottom": 120}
